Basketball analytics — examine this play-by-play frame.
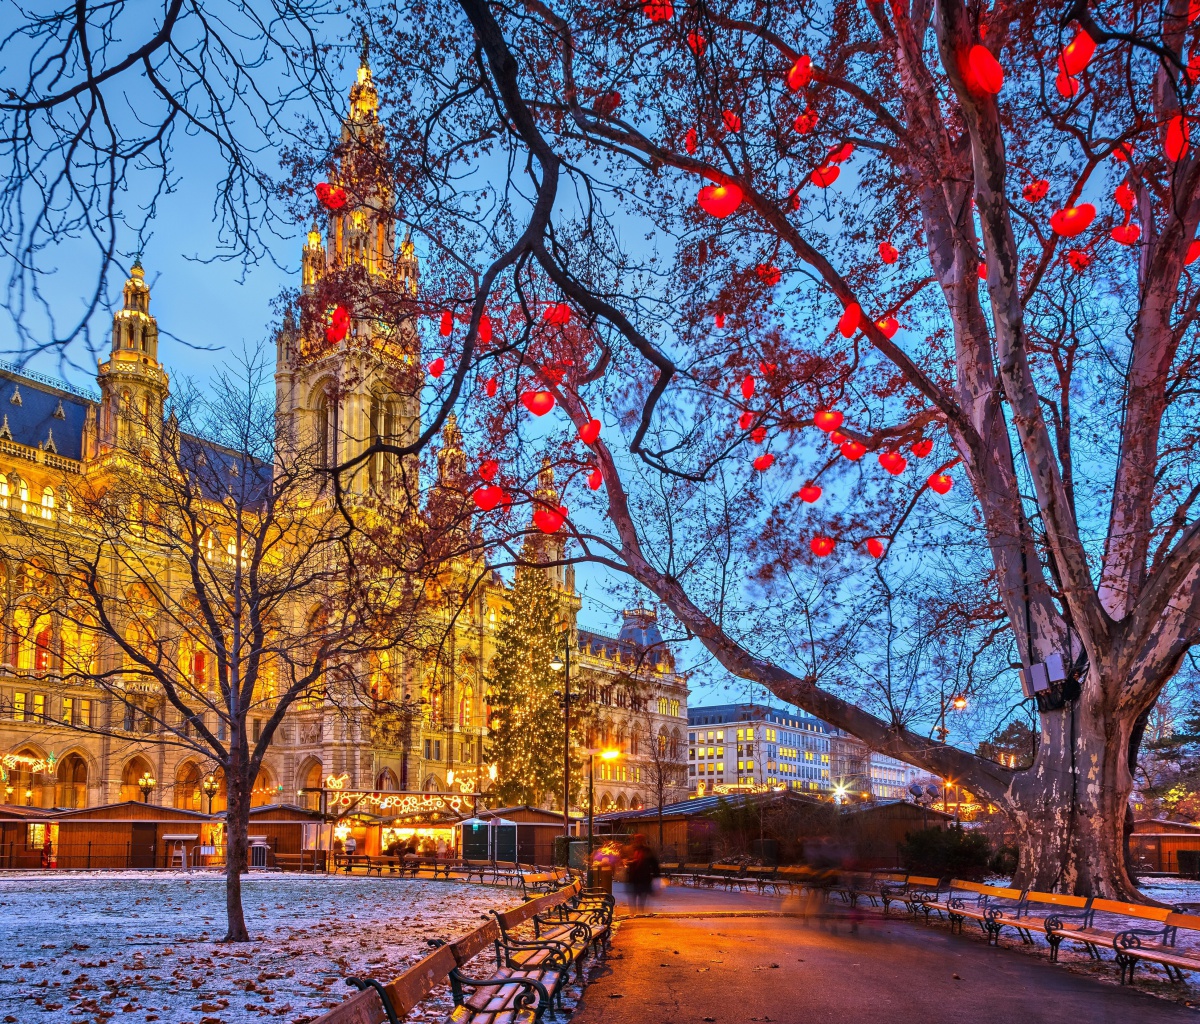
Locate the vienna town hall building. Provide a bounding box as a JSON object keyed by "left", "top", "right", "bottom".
{"left": 0, "top": 56, "right": 688, "bottom": 821}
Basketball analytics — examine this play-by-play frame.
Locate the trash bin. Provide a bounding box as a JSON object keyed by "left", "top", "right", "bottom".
{"left": 593, "top": 863, "right": 613, "bottom": 895}
{"left": 250, "top": 844, "right": 268, "bottom": 868}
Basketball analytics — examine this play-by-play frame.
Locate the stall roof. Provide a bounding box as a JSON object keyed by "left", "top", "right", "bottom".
{"left": 52, "top": 801, "right": 215, "bottom": 823}
{"left": 597, "top": 790, "right": 823, "bottom": 823}
{"left": 476, "top": 806, "right": 572, "bottom": 825}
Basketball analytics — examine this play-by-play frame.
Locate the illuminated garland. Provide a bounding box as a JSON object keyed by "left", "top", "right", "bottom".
{"left": 323, "top": 774, "right": 473, "bottom": 816}
{"left": 2, "top": 752, "right": 56, "bottom": 775}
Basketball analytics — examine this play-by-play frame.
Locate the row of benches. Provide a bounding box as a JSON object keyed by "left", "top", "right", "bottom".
{"left": 850, "top": 872, "right": 1200, "bottom": 986}
{"left": 329, "top": 856, "right": 572, "bottom": 897}
{"left": 666, "top": 861, "right": 841, "bottom": 895}
{"left": 312, "top": 879, "right": 614, "bottom": 1024}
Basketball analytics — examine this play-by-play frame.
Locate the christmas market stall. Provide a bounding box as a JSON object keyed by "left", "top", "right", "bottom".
{"left": 464, "top": 805, "right": 571, "bottom": 865}
{"left": 0, "top": 805, "right": 55, "bottom": 869}
{"left": 1130, "top": 818, "right": 1200, "bottom": 876}
{"left": 242, "top": 803, "right": 328, "bottom": 871}
{"left": 48, "top": 802, "right": 220, "bottom": 869}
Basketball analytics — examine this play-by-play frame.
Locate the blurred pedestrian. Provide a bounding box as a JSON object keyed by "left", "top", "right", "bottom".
{"left": 624, "top": 833, "right": 659, "bottom": 913}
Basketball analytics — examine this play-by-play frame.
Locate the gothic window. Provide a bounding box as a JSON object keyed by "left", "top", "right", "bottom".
{"left": 0, "top": 477, "right": 8, "bottom": 509}
{"left": 314, "top": 391, "right": 336, "bottom": 471}
{"left": 40, "top": 487, "right": 53, "bottom": 520}
{"left": 16, "top": 477, "right": 28, "bottom": 514}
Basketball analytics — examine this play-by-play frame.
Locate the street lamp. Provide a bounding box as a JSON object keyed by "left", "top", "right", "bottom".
{"left": 138, "top": 772, "right": 157, "bottom": 803}
{"left": 550, "top": 622, "right": 573, "bottom": 839}
{"left": 587, "top": 748, "right": 620, "bottom": 887}
{"left": 202, "top": 774, "right": 220, "bottom": 814}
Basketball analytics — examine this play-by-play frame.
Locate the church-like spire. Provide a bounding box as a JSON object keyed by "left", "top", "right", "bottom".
{"left": 436, "top": 412, "right": 466, "bottom": 486}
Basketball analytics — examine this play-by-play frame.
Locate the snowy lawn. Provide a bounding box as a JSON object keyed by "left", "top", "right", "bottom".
{"left": 0, "top": 871, "right": 528, "bottom": 1024}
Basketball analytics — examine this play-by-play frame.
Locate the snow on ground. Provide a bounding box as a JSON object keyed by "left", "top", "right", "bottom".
{"left": 0, "top": 871, "right": 527, "bottom": 1024}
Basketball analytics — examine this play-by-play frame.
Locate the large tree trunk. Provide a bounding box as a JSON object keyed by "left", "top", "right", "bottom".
{"left": 1004, "top": 694, "right": 1142, "bottom": 901}
{"left": 224, "top": 761, "right": 251, "bottom": 943}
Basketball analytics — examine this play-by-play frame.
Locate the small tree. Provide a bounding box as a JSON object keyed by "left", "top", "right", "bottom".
{"left": 638, "top": 702, "right": 685, "bottom": 853}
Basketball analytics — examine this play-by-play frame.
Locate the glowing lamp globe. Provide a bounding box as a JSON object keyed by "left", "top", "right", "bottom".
{"left": 1049, "top": 204, "right": 1095, "bottom": 237}
{"left": 1166, "top": 115, "right": 1190, "bottom": 162}
{"left": 840, "top": 441, "right": 866, "bottom": 461}
{"left": 738, "top": 411, "right": 754, "bottom": 430}
{"left": 427, "top": 358, "right": 445, "bottom": 378}
{"left": 1023, "top": 179, "right": 1049, "bottom": 203}
{"left": 967, "top": 45, "right": 1004, "bottom": 94}
{"left": 866, "top": 537, "right": 885, "bottom": 558}
{"left": 478, "top": 314, "right": 492, "bottom": 344}
{"left": 794, "top": 111, "right": 818, "bottom": 134}
{"left": 722, "top": 110, "right": 742, "bottom": 132}
{"left": 787, "top": 55, "right": 813, "bottom": 91}
{"left": 439, "top": 310, "right": 453, "bottom": 336}
{"left": 479, "top": 459, "right": 499, "bottom": 482}
{"left": 877, "top": 316, "right": 899, "bottom": 339}
{"left": 878, "top": 451, "right": 907, "bottom": 475}
{"left": 741, "top": 375, "right": 756, "bottom": 400}
{"left": 315, "top": 182, "right": 347, "bottom": 210}
{"left": 1111, "top": 223, "right": 1140, "bottom": 246}
{"left": 697, "top": 183, "right": 744, "bottom": 218}
{"left": 828, "top": 431, "right": 847, "bottom": 445}
{"left": 753, "top": 453, "right": 775, "bottom": 471}
{"left": 1056, "top": 70, "right": 1080, "bottom": 99}
{"left": 1066, "top": 249, "right": 1091, "bottom": 272}
{"left": 521, "top": 391, "right": 556, "bottom": 416}
{"left": 878, "top": 241, "right": 899, "bottom": 264}
{"left": 643, "top": 2, "right": 674, "bottom": 21}
{"left": 811, "top": 164, "right": 840, "bottom": 188}
{"left": 687, "top": 31, "right": 706, "bottom": 55}
{"left": 1188, "top": 239, "right": 1200, "bottom": 265}
{"left": 910, "top": 438, "right": 933, "bottom": 458}
{"left": 837, "top": 303, "right": 862, "bottom": 338}
{"left": 543, "top": 303, "right": 572, "bottom": 325}
{"left": 473, "top": 486, "right": 507, "bottom": 512}
{"left": 1059, "top": 30, "right": 1096, "bottom": 77}
{"left": 485, "top": 377, "right": 498, "bottom": 397}
{"left": 810, "top": 536, "right": 835, "bottom": 558}
{"left": 587, "top": 468, "right": 603, "bottom": 490}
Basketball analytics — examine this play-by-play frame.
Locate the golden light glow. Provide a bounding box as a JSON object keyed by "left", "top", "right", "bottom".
{"left": 600, "top": 748, "right": 620, "bottom": 761}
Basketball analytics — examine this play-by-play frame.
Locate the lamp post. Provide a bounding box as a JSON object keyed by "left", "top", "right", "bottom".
{"left": 202, "top": 774, "right": 220, "bottom": 814}
{"left": 138, "top": 772, "right": 157, "bottom": 803}
{"left": 587, "top": 748, "right": 620, "bottom": 887}
{"left": 550, "top": 623, "right": 572, "bottom": 840}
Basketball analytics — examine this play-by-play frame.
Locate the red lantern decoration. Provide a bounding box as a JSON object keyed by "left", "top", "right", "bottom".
{"left": 1023, "top": 179, "right": 1049, "bottom": 203}
{"left": 787, "top": 55, "right": 813, "bottom": 91}
{"left": 837, "top": 303, "right": 862, "bottom": 338}
{"left": 741, "top": 375, "right": 755, "bottom": 400}
{"left": 578, "top": 419, "right": 601, "bottom": 445}
{"left": 714, "top": 312, "right": 726, "bottom": 328}
{"left": 878, "top": 451, "right": 907, "bottom": 475}
{"left": 756, "top": 264, "right": 781, "bottom": 286}
{"left": 1066, "top": 249, "right": 1091, "bottom": 272}
{"left": 315, "top": 182, "right": 347, "bottom": 210}
{"left": 687, "top": 31, "right": 706, "bottom": 55}
{"left": 753, "top": 453, "right": 775, "bottom": 471}
{"left": 841, "top": 441, "right": 866, "bottom": 461}
{"left": 485, "top": 377, "right": 498, "bottom": 398}
{"left": 478, "top": 314, "right": 492, "bottom": 344}
{"left": 473, "top": 485, "right": 507, "bottom": 512}
{"left": 1055, "top": 70, "right": 1081, "bottom": 99}
{"left": 643, "top": 2, "right": 673, "bottom": 21}
{"left": 738, "top": 411, "right": 754, "bottom": 430}
{"left": 758, "top": 361, "right": 777, "bottom": 375}
{"left": 543, "top": 303, "right": 572, "bottom": 325}
{"left": 588, "top": 467, "right": 603, "bottom": 490}
{"left": 828, "top": 431, "right": 847, "bottom": 446}
{"left": 685, "top": 127, "right": 698, "bottom": 154}
{"left": 876, "top": 316, "right": 899, "bottom": 339}
{"left": 1114, "top": 182, "right": 1135, "bottom": 213}
{"left": 810, "top": 164, "right": 840, "bottom": 187}
{"left": 521, "top": 391, "right": 556, "bottom": 416}
{"left": 810, "top": 536, "right": 835, "bottom": 557}
{"left": 439, "top": 310, "right": 453, "bottom": 337}
{"left": 910, "top": 438, "right": 933, "bottom": 458}
{"left": 977, "top": 261, "right": 988, "bottom": 281}
{"left": 813, "top": 409, "right": 843, "bottom": 432}
{"left": 793, "top": 110, "right": 818, "bottom": 134}
{"left": 697, "top": 183, "right": 744, "bottom": 218}
{"left": 928, "top": 472, "right": 953, "bottom": 494}
{"left": 1050, "top": 204, "right": 1095, "bottom": 236}
{"left": 751, "top": 426, "right": 767, "bottom": 444}
{"left": 826, "top": 142, "right": 854, "bottom": 164}
{"left": 480, "top": 459, "right": 499, "bottom": 482}
{"left": 866, "top": 537, "right": 886, "bottom": 558}
{"left": 1112, "top": 142, "right": 1133, "bottom": 162}
{"left": 798, "top": 484, "right": 822, "bottom": 503}
{"left": 1166, "top": 115, "right": 1190, "bottom": 161}
{"left": 878, "top": 241, "right": 899, "bottom": 264}
{"left": 326, "top": 305, "right": 350, "bottom": 344}
{"left": 533, "top": 506, "right": 568, "bottom": 533}
{"left": 1187, "top": 239, "right": 1200, "bottom": 264}
{"left": 428, "top": 357, "right": 445, "bottom": 378}
{"left": 1059, "top": 29, "right": 1096, "bottom": 77}
{"left": 1111, "top": 223, "right": 1140, "bottom": 246}
{"left": 722, "top": 110, "right": 742, "bottom": 132}
{"left": 966, "top": 44, "right": 1004, "bottom": 94}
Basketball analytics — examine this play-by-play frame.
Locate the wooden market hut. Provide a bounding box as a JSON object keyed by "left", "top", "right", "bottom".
{"left": 1130, "top": 818, "right": 1200, "bottom": 876}
{"left": 244, "top": 803, "right": 328, "bottom": 871}
{"left": 470, "top": 806, "right": 567, "bottom": 865}
{"left": 839, "top": 800, "right": 954, "bottom": 869}
{"left": 49, "top": 801, "right": 218, "bottom": 869}
{"left": 0, "top": 805, "right": 54, "bottom": 869}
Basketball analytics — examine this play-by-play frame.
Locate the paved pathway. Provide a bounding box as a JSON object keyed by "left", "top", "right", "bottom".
{"left": 569, "top": 883, "right": 1197, "bottom": 1024}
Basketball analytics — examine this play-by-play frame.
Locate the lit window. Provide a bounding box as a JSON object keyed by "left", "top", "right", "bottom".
{"left": 79, "top": 700, "right": 91, "bottom": 728}
{"left": 17, "top": 478, "right": 28, "bottom": 513}
{"left": 13, "top": 692, "right": 26, "bottom": 721}
{"left": 40, "top": 486, "right": 54, "bottom": 520}
{"left": 62, "top": 698, "right": 73, "bottom": 725}
{"left": 32, "top": 694, "right": 45, "bottom": 721}
{"left": 0, "top": 477, "right": 8, "bottom": 509}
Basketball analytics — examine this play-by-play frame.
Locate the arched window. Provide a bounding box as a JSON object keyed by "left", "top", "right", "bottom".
{"left": 16, "top": 477, "right": 28, "bottom": 514}
{"left": 0, "top": 476, "right": 9, "bottom": 509}
{"left": 40, "top": 487, "right": 54, "bottom": 521}
{"left": 174, "top": 761, "right": 203, "bottom": 811}
{"left": 375, "top": 768, "right": 399, "bottom": 791}
{"left": 56, "top": 754, "right": 88, "bottom": 808}
{"left": 120, "top": 755, "right": 155, "bottom": 803}
{"left": 13, "top": 607, "right": 51, "bottom": 674}
{"left": 252, "top": 765, "right": 278, "bottom": 807}
{"left": 314, "top": 391, "right": 336, "bottom": 471}
{"left": 8, "top": 747, "right": 53, "bottom": 806}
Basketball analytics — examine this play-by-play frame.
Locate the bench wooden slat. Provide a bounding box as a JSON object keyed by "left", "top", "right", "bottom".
{"left": 382, "top": 944, "right": 457, "bottom": 1016}
{"left": 309, "top": 986, "right": 387, "bottom": 1024}
{"left": 451, "top": 921, "right": 501, "bottom": 966}
{"left": 1089, "top": 899, "right": 1170, "bottom": 922}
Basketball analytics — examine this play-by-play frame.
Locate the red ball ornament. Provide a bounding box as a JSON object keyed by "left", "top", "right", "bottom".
{"left": 756, "top": 264, "right": 781, "bottom": 286}
{"left": 473, "top": 486, "right": 507, "bottom": 512}
{"left": 1023, "top": 180, "right": 1049, "bottom": 203}
{"left": 479, "top": 459, "right": 499, "bottom": 482}
{"left": 738, "top": 411, "right": 754, "bottom": 430}
{"left": 977, "top": 261, "right": 988, "bottom": 281}
{"left": 698, "top": 183, "right": 744, "bottom": 218}
{"left": 1059, "top": 29, "right": 1096, "bottom": 77}
{"left": 866, "top": 537, "right": 886, "bottom": 558}
{"left": 1055, "top": 70, "right": 1080, "bottom": 99}
{"left": 798, "top": 485, "right": 822, "bottom": 503}
{"left": 485, "top": 377, "right": 498, "bottom": 398}
{"left": 587, "top": 467, "right": 603, "bottom": 491}
{"left": 714, "top": 312, "right": 726, "bottom": 328}
{"left": 810, "top": 164, "right": 840, "bottom": 188}
{"left": 1165, "top": 115, "right": 1190, "bottom": 162}
{"left": 840, "top": 441, "right": 866, "bottom": 461}
{"left": 878, "top": 451, "right": 907, "bottom": 475}
{"left": 543, "top": 303, "right": 572, "bottom": 325}
{"left": 928, "top": 472, "right": 953, "bottom": 494}
{"left": 1187, "top": 239, "right": 1200, "bottom": 264}
{"left": 753, "top": 453, "right": 775, "bottom": 471}
{"left": 685, "top": 127, "right": 698, "bottom": 154}
{"left": 751, "top": 426, "right": 767, "bottom": 444}
{"left": 428, "top": 357, "right": 445, "bottom": 378}
{"left": 741, "top": 375, "right": 756, "bottom": 400}
{"left": 878, "top": 241, "right": 899, "bottom": 264}
{"left": 837, "top": 303, "right": 862, "bottom": 338}
{"left": 758, "top": 360, "right": 777, "bottom": 375}
{"left": 787, "top": 55, "right": 813, "bottom": 91}
{"left": 1114, "top": 182, "right": 1135, "bottom": 213}
{"left": 813, "top": 409, "right": 843, "bottom": 432}
{"left": 643, "top": 2, "right": 674, "bottom": 21}
{"left": 910, "top": 438, "right": 933, "bottom": 458}
{"left": 966, "top": 44, "right": 1004, "bottom": 94}
{"left": 578, "top": 419, "right": 601, "bottom": 445}
{"left": 876, "top": 316, "right": 899, "bottom": 339}
{"left": 533, "top": 506, "right": 568, "bottom": 533}
{"left": 1111, "top": 223, "right": 1140, "bottom": 246}
{"left": 478, "top": 314, "right": 492, "bottom": 344}
{"left": 722, "top": 110, "right": 742, "bottom": 132}
{"left": 1066, "top": 249, "right": 1091, "bottom": 272}
{"left": 828, "top": 430, "right": 847, "bottom": 445}
{"left": 687, "top": 31, "right": 706, "bottom": 55}
{"left": 793, "top": 110, "right": 818, "bottom": 135}
{"left": 325, "top": 305, "right": 350, "bottom": 344}
{"left": 439, "top": 310, "right": 453, "bottom": 337}
{"left": 315, "top": 182, "right": 347, "bottom": 210}
{"left": 521, "top": 391, "right": 556, "bottom": 416}
{"left": 1050, "top": 204, "right": 1095, "bottom": 236}
{"left": 810, "top": 536, "right": 835, "bottom": 557}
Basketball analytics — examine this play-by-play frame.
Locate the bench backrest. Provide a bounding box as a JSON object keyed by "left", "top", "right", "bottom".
{"left": 382, "top": 945, "right": 457, "bottom": 1016}
{"left": 874, "top": 872, "right": 907, "bottom": 884}
{"left": 1166, "top": 912, "right": 1200, "bottom": 932}
{"left": 980, "top": 885, "right": 1024, "bottom": 901}
{"left": 450, "top": 921, "right": 500, "bottom": 966}
{"left": 1090, "top": 899, "right": 1171, "bottom": 922}
{"left": 1025, "top": 891, "right": 1089, "bottom": 910}
{"left": 948, "top": 880, "right": 990, "bottom": 895}
{"left": 497, "top": 899, "right": 541, "bottom": 930}
{"left": 309, "top": 986, "right": 386, "bottom": 1024}
{"left": 905, "top": 875, "right": 941, "bottom": 887}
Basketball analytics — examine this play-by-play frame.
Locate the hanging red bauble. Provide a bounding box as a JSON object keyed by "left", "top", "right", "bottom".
{"left": 1050, "top": 204, "right": 1095, "bottom": 236}
{"left": 428, "top": 357, "right": 445, "bottom": 378}
{"left": 738, "top": 411, "right": 754, "bottom": 430}
{"left": 977, "top": 261, "right": 988, "bottom": 281}
{"left": 1023, "top": 179, "right": 1049, "bottom": 203}
{"left": 643, "top": 2, "right": 674, "bottom": 21}
{"left": 722, "top": 110, "right": 742, "bottom": 132}
{"left": 787, "top": 55, "right": 813, "bottom": 91}
{"left": 741, "top": 375, "right": 756, "bottom": 400}
{"left": 1114, "top": 182, "right": 1135, "bottom": 213}
{"left": 828, "top": 430, "right": 847, "bottom": 445}
{"left": 1112, "top": 142, "right": 1133, "bottom": 162}
{"left": 876, "top": 316, "right": 900, "bottom": 339}
{"left": 521, "top": 391, "right": 556, "bottom": 416}
{"left": 533, "top": 506, "right": 568, "bottom": 533}
{"left": 588, "top": 467, "right": 603, "bottom": 490}
{"left": 751, "top": 426, "right": 767, "bottom": 444}
{"left": 866, "top": 537, "right": 885, "bottom": 558}
{"left": 826, "top": 142, "right": 854, "bottom": 164}
{"left": 485, "top": 377, "right": 498, "bottom": 398}
{"left": 813, "top": 409, "right": 843, "bottom": 432}
{"left": 1111, "top": 223, "right": 1140, "bottom": 246}
{"left": 543, "top": 303, "right": 572, "bottom": 325}
{"left": 714, "top": 312, "right": 726, "bottom": 328}
{"left": 685, "top": 127, "right": 697, "bottom": 154}
{"left": 753, "top": 453, "right": 775, "bottom": 471}
{"left": 810, "top": 536, "right": 835, "bottom": 557}
{"left": 878, "top": 241, "right": 899, "bottom": 264}
{"left": 315, "top": 182, "right": 347, "bottom": 210}
{"left": 1187, "top": 239, "right": 1200, "bottom": 264}
{"left": 928, "top": 472, "right": 953, "bottom": 494}
{"left": 911, "top": 438, "right": 933, "bottom": 458}
{"left": 1059, "top": 29, "right": 1096, "bottom": 77}
{"left": 578, "top": 419, "right": 601, "bottom": 445}
{"left": 1066, "top": 249, "right": 1091, "bottom": 272}
{"left": 687, "top": 31, "right": 706, "bottom": 55}
{"left": 479, "top": 459, "right": 499, "bottom": 482}
{"left": 1166, "top": 115, "right": 1190, "bottom": 161}
{"left": 837, "top": 303, "right": 862, "bottom": 338}
{"left": 759, "top": 361, "right": 777, "bottom": 375}
{"left": 439, "top": 310, "right": 453, "bottom": 337}
{"left": 595, "top": 91, "right": 621, "bottom": 116}
{"left": 840, "top": 441, "right": 865, "bottom": 461}
{"left": 756, "top": 264, "right": 781, "bottom": 286}
{"left": 798, "top": 484, "right": 822, "bottom": 503}
{"left": 325, "top": 305, "right": 350, "bottom": 344}
{"left": 697, "top": 183, "right": 744, "bottom": 218}
{"left": 810, "top": 164, "right": 840, "bottom": 187}
{"left": 478, "top": 314, "right": 492, "bottom": 344}
{"left": 793, "top": 110, "right": 818, "bottom": 134}
{"left": 878, "top": 451, "right": 907, "bottom": 475}
{"left": 1055, "top": 69, "right": 1081, "bottom": 99}
{"left": 966, "top": 44, "right": 1004, "bottom": 94}
{"left": 473, "top": 485, "right": 507, "bottom": 512}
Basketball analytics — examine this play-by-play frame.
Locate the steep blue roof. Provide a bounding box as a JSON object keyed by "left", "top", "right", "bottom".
{"left": 0, "top": 368, "right": 93, "bottom": 461}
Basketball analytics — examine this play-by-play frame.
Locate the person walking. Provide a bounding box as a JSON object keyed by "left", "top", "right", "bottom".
{"left": 623, "top": 833, "right": 659, "bottom": 914}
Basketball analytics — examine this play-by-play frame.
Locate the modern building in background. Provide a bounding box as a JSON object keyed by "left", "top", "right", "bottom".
{"left": 830, "top": 731, "right": 923, "bottom": 802}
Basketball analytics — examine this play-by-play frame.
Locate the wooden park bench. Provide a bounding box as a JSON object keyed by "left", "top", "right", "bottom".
{"left": 1114, "top": 911, "right": 1200, "bottom": 985}
{"left": 493, "top": 889, "right": 596, "bottom": 986}
{"left": 1044, "top": 897, "right": 1172, "bottom": 962}
{"left": 830, "top": 871, "right": 900, "bottom": 908}
{"left": 334, "top": 854, "right": 381, "bottom": 875}
{"left": 879, "top": 875, "right": 944, "bottom": 916}
{"left": 942, "top": 883, "right": 1026, "bottom": 940}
